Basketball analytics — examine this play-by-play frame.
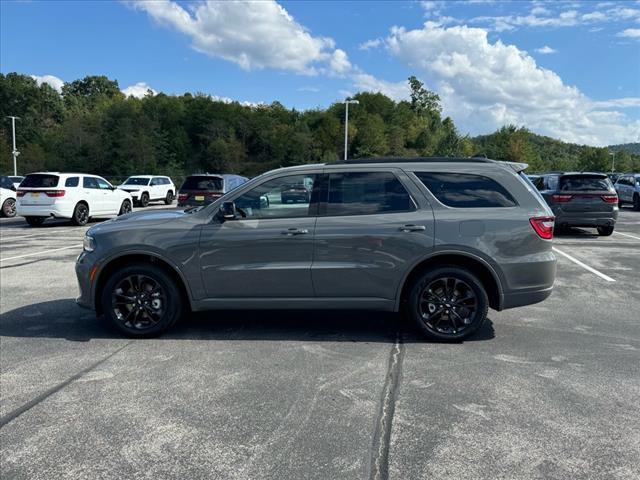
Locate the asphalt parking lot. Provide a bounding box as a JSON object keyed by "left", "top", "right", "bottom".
{"left": 1, "top": 207, "right": 639, "bottom": 480}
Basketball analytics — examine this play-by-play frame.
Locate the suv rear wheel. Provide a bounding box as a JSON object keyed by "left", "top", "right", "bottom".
{"left": 25, "top": 216, "right": 46, "bottom": 227}
{"left": 71, "top": 202, "right": 89, "bottom": 226}
{"left": 597, "top": 226, "right": 614, "bottom": 236}
{"left": 408, "top": 266, "right": 488, "bottom": 341}
{"left": 164, "top": 191, "right": 173, "bottom": 205}
{"left": 100, "top": 263, "right": 183, "bottom": 338}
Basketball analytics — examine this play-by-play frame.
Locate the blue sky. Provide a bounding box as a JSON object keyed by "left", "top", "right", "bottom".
{"left": 1, "top": 0, "right": 639, "bottom": 146}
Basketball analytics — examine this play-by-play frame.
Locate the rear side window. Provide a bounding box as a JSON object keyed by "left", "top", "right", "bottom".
{"left": 559, "top": 175, "right": 611, "bottom": 191}
{"left": 0, "top": 176, "right": 13, "bottom": 189}
{"left": 83, "top": 177, "right": 99, "bottom": 189}
{"left": 21, "top": 174, "right": 59, "bottom": 188}
{"left": 325, "top": 172, "right": 414, "bottom": 216}
{"left": 65, "top": 177, "right": 79, "bottom": 187}
{"left": 181, "top": 176, "right": 223, "bottom": 191}
{"left": 416, "top": 172, "right": 517, "bottom": 208}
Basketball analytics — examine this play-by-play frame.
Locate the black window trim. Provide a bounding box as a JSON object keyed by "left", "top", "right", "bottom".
{"left": 414, "top": 171, "right": 519, "bottom": 209}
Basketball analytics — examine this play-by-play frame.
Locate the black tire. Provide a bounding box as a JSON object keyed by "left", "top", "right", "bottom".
{"left": 71, "top": 202, "right": 89, "bottom": 226}
{"left": 407, "top": 266, "right": 488, "bottom": 342}
{"left": 100, "top": 263, "right": 183, "bottom": 338}
{"left": 634, "top": 194, "right": 640, "bottom": 211}
{"left": 140, "top": 193, "right": 150, "bottom": 208}
{"left": 597, "top": 226, "right": 614, "bottom": 236}
{"left": 1, "top": 198, "right": 16, "bottom": 218}
{"left": 164, "top": 191, "right": 174, "bottom": 205}
{"left": 25, "top": 216, "right": 46, "bottom": 227}
{"left": 118, "top": 199, "right": 132, "bottom": 216}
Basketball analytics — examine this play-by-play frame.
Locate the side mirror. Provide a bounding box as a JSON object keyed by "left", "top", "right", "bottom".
{"left": 220, "top": 201, "right": 237, "bottom": 220}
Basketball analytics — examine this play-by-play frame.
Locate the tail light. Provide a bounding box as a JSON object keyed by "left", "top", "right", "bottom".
{"left": 601, "top": 194, "right": 618, "bottom": 203}
{"left": 530, "top": 216, "right": 555, "bottom": 240}
{"left": 177, "top": 193, "right": 188, "bottom": 201}
{"left": 44, "top": 190, "right": 65, "bottom": 197}
{"left": 16, "top": 190, "right": 26, "bottom": 197}
{"left": 551, "top": 194, "right": 572, "bottom": 203}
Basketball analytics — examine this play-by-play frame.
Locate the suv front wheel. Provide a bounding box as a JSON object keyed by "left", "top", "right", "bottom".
{"left": 101, "top": 263, "right": 183, "bottom": 338}
{"left": 408, "top": 266, "right": 488, "bottom": 341}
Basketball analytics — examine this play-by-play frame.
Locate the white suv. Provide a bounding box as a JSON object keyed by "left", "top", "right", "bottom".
{"left": 0, "top": 175, "right": 17, "bottom": 218}
{"left": 118, "top": 175, "right": 175, "bottom": 207}
{"left": 16, "top": 173, "right": 133, "bottom": 227}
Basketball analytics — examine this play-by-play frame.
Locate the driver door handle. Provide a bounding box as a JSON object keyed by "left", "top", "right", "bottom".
{"left": 399, "top": 224, "right": 426, "bottom": 232}
{"left": 281, "top": 228, "right": 309, "bottom": 236}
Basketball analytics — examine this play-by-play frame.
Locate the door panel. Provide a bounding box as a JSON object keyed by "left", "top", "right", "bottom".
{"left": 312, "top": 170, "right": 435, "bottom": 299}
{"left": 199, "top": 172, "right": 320, "bottom": 298}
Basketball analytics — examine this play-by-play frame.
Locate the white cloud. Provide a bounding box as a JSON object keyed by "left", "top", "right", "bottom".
{"left": 30, "top": 74, "right": 64, "bottom": 93}
{"left": 122, "top": 82, "right": 157, "bottom": 98}
{"left": 358, "top": 38, "right": 383, "bottom": 51}
{"left": 297, "top": 86, "right": 320, "bottom": 93}
{"left": 351, "top": 72, "right": 409, "bottom": 101}
{"left": 535, "top": 45, "right": 557, "bottom": 54}
{"left": 385, "top": 24, "right": 640, "bottom": 145}
{"left": 129, "top": 0, "right": 348, "bottom": 75}
{"left": 617, "top": 28, "right": 640, "bottom": 38}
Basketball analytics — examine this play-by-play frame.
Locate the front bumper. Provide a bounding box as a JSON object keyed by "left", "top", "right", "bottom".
{"left": 75, "top": 251, "right": 96, "bottom": 310}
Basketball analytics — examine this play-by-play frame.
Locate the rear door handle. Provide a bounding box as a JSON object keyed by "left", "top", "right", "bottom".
{"left": 281, "top": 228, "right": 309, "bottom": 236}
{"left": 399, "top": 225, "right": 426, "bottom": 232}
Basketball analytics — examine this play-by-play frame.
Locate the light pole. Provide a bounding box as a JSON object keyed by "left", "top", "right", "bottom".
{"left": 609, "top": 152, "right": 615, "bottom": 173}
{"left": 6, "top": 116, "right": 20, "bottom": 176}
{"left": 343, "top": 99, "right": 359, "bottom": 160}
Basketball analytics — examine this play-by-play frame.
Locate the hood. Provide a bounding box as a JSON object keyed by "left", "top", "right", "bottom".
{"left": 87, "top": 209, "right": 189, "bottom": 236}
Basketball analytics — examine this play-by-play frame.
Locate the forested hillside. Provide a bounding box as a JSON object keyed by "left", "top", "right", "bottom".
{"left": 1, "top": 72, "right": 639, "bottom": 180}
{"left": 609, "top": 143, "right": 640, "bottom": 156}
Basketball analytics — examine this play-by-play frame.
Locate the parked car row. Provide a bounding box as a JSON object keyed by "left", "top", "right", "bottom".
{"left": 614, "top": 173, "right": 640, "bottom": 210}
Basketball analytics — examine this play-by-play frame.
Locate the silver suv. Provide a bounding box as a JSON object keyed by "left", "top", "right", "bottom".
{"left": 76, "top": 158, "right": 557, "bottom": 341}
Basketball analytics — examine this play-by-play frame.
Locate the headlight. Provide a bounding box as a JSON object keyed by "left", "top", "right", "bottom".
{"left": 83, "top": 235, "right": 96, "bottom": 252}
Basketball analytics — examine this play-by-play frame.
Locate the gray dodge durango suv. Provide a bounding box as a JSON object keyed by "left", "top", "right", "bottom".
{"left": 76, "top": 157, "right": 557, "bottom": 341}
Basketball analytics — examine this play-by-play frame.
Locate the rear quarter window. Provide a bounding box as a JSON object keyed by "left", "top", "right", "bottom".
{"left": 65, "top": 177, "right": 79, "bottom": 187}
{"left": 415, "top": 172, "right": 517, "bottom": 208}
{"left": 21, "top": 174, "right": 60, "bottom": 188}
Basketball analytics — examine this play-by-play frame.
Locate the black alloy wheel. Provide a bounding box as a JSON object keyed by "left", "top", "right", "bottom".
{"left": 119, "top": 200, "right": 132, "bottom": 215}
{"left": 101, "top": 264, "right": 183, "bottom": 337}
{"left": 409, "top": 267, "right": 488, "bottom": 341}
{"left": 140, "top": 193, "right": 150, "bottom": 208}
{"left": 71, "top": 203, "right": 89, "bottom": 226}
{"left": 164, "top": 191, "right": 173, "bottom": 205}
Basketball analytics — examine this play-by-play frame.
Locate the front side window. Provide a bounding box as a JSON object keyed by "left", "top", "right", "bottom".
{"left": 324, "top": 171, "right": 414, "bottom": 216}
{"left": 416, "top": 172, "right": 517, "bottom": 208}
{"left": 234, "top": 174, "right": 316, "bottom": 219}
{"left": 96, "top": 178, "right": 112, "bottom": 190}
{"left": 83, "top": 177, "right": 99, "bottom": 189}
{"left": 0, "top": 176, "right": 14, "bottom": 189}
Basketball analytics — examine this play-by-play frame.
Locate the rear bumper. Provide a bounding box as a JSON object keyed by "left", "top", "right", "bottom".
{"left": 553, "top": 209, "right": 618, "bottom": 228}
{"left": 502, "top": 285, "right": 554, "bottom": 309}
{"left": 16, "top": 203, "right": 75, "bottom": 219}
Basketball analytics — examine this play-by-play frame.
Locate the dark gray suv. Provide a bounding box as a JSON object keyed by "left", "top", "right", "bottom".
{"left": 76, "top": 158, "right": 556, "bottom": 341}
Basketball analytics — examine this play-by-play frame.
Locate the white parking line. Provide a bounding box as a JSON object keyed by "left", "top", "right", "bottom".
{"left": 553, "top": 247, "right": 615, "bottom": 282}
{"left": 0, "top": 244, "right": 82, "bottom": 263}
{"left": 614, "top": 231, "right": 640, "bottom": 241}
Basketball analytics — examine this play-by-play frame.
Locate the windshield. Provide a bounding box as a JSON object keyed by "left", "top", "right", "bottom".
{"left": 181, "top": 176, "right": 223, "bottom": 191}
{"left": 559, "top": 175, "right": 612, "bottom": 191}
{"left": 124, "top": 177, "right": 150, "bottom": 186}
{"left": 20, "top": 174, "right": 60, "bottom": 188}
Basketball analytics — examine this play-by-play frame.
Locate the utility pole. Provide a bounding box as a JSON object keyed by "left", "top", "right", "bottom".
{"left": 6, "top": 116, "right": 20, "bottom": 176}
{"left": 609, "top": 152, "right": 615, "bottom": 173}
{"left": 343, "top": 99, "right": 359, "bottom": 160}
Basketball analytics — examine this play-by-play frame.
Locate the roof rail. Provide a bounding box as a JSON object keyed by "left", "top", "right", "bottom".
{"left": 333, "top": 156, "right": 492, "bottom": 165}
